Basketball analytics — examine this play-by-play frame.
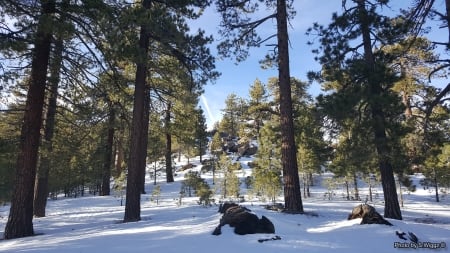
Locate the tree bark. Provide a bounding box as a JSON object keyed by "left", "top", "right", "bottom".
{"left": 115, "top": 132, "right": 125, "bottom": 175}
{"left": 124, "top": 0, "right": 151, "bottom": 222}
{"left": 165, "top": 102, "right": 174, "bottom": 183}
{"left": 357, "top": 0, "right": 402, "bottom": 220}
{"left": 4, "top": 0, "right": 55, "bottom": 239}
{"left": 139, "top": 87, "right": 150, "bottom": 194}
{"left": 101, "top": 105, "right": 115, "bottom": 196}
{"left": 33, "top": 33, "right": 63, "bottom": 217}
{"left": 353, "top": 173, "right": 359, "bottom": 200}
{"left": 277, "top": 0, "right": 303, "bottom": 213}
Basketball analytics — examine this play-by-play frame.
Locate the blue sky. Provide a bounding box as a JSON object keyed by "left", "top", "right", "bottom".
{"left": 192, "top": 0, "right": 448, "bottom": 129}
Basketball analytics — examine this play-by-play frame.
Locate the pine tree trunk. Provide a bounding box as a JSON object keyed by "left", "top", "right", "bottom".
{"left": 357, "top": 0, "right": 402, "bottom": 220}
{"left": 4, "top": 0, "right": 55, "bottom": 239}
{"left": 115, "top": 132, "right": 124, "bottom": 175}
{"left": 353, "top": 173, "right": 359, "bottom": 200}
{"left": 277, "top": 0, "right": 303, "bottom": 213}
{"left": 433, "top": 168, "right": 440, "bottom": 202}
{"left": 139, "top": 88, "right": 150, "bottom": 194}
{"left": 101, "top": 105, "right": 115, "bottom": 196}
{"left": 124, "top": 0, "right": 151, "bottom": 222}
{"left": 397, "top": 177, "right": 404, "bottom": 207}
{"left": 33, "top": 34, "right": 63, "bottom": 217}
{"left": 345, "top": 181, "right": 350, "bottom": 200}
{"left": 165, "top": 102, "right": 174, "bottom": 183}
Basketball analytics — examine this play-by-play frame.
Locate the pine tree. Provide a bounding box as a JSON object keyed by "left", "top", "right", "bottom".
{"left": 151, "top": 185, "right": 161, "bottom": 205}
{"left": 252, "top": 121, "right": 282, "bottom": 203}
{"left": 123, "top": 0, "right": 217, "bottom": 222}
{"left": 4, "top": 0, "right": 56, "bottom": 239}
{"left": 247, "top": 79, "right": 271, "bottom": 138}
{"left": 309, "top": 0, "right": 408, "bottom": 220}
{"left": 216, "top": 0, "right": 303, "bottom": 213}
{"left": 219, "top": 93, "right": 242, "bottom": 138}
{"left": 194, "top": 108, "right": 209, "bottom": 163}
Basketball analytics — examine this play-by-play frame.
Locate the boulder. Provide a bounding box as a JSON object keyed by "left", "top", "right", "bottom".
{"left": 348, "top": 204, "right": 392, "bottom": 226}
{"left": 212, "top": 203, "right": 275, "bottom": 235}
{"left": 180, "top": 163, "right": 194, "bottom": 171}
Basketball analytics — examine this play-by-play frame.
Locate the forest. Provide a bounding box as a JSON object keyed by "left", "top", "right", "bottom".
{"left": 0, "top": 0, "right": 449, "bottom": 241}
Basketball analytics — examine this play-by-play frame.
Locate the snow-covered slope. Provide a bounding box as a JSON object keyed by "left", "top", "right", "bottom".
{"left": 1, "top": 155, "right": 449, "bottom": 253}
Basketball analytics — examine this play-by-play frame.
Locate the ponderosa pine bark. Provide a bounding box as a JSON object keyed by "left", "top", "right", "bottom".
{"left": 101, "top": 104, "right": 115, "bottom": 196}
{"left": 165, "top": 102, "right": 175, "bottom": 183}
{"left": 357, "top": 0, "right": 402, "bottom": 220}
{"left": 139, "top": 88, "right": 150, "bottom": 194}
{"left": 33, "top": 35, "right": 63, "bottom": 217}
{"left": 277, "top": 0, "right": 303, "bottom": 213}
{"left": 124, "top": 0, "right": 151, "bottom": 223}
{"left": 4, "top": 0, "right": 55, "bottom": 239}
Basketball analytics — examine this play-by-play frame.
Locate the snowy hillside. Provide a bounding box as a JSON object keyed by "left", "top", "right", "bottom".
{"left": 1, "top": 155, "right": 449, "bottom": 253}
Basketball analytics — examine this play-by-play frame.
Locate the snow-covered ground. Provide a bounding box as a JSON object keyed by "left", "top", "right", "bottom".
{"left": 1, "top": 155, "right": 449, "bottom": 253}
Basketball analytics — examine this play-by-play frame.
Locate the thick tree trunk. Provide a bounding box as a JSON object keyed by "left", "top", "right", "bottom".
{"left": 357, "top": 0, "right": 402, "bottom": 220}
{"left": 33, "top": 34, "right": 63, "bottom": 217}
{"left": 4, "top": 0, "right": 55, "bottom": 239}
{"left": 277, "top": 0, "right": 303, "bottom": 213}
{"left": 101, "top": 106, "right": 115, "bottom": 196}
{"left": 124, "top": 0, "right": 151, "bottom": 222}
{"left": 165, "top": 102, "right": 174, "bottom": 183}
{"left": 139, "top": 87, "right": 150, "bottom": 194}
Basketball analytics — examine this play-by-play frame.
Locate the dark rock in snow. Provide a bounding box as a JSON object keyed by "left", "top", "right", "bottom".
{"left": 213, "top": 203, "right": 275, "bottom": 235}
{"left": 348, "top": 204, "right": 392, "bottom": 226}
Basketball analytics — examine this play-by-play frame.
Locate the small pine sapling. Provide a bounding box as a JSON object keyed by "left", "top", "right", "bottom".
{"left": 151, "top": 185, "right": 161, "bottom": 205}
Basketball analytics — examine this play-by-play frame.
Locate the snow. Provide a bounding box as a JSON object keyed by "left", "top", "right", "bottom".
{"left": 1, "top": 155, "right": 449, "bottom": 253}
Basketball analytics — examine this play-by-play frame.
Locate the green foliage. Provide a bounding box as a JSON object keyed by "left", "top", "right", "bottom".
{"left": 215, "top": 154, "right": 241, "bottom": 199}
{"left": 0, "top": 106, "right": 21, "bottom": 203}
{"left": 246, "top": 79, "right": 272, "bottom": 138}
{"left": 215, "top": 0, "right": 295, "bottom": 63}
{"left": 219, "top": 93, "right": 246, "bottom": 137}
{"left": 196, "top": 181, "right": 213, "bottom": 206}
{"left": 0, "top": 137, "right": 16, "bottom": 204}
{"left": 151, "top": 185, "right": 161, "bottom": 205}
{"left": 180, "top": 171, "right": 213, "bottom": 206}
{"left": 424, "top": 143, "right": 450, "bottom": 188}
{"left": 252, "top": 122, "right": 282, "bottom": 203}
{"left": 210, "top": 131, "right": 223, "bottom": 154}
{"left": 113, "top": 171, "right": 127, "bottom": 193}
{"left": 194, "top": 108, "right": 209, "bottom": 159}
{"left": 182, "top": 171, "right": 203, "bottom": 197}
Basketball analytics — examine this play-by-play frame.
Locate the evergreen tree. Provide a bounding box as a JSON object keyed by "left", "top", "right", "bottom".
{"left": 123, "top": 0, "right": 217, "bottom": 222}
{"left": 219, "top": 93, "right": 242, "bottom": 137}
{"left": 309, "top": 0, "right": 407, "bottom": 220}
{"left": 216, "top": 0, "right": 303, "bottom": 212}
{"left": 252, "top": 121, "right": 282, "bottom": 203}
{"left": 194, "top": 108, "right": 209, "bottom": 162}
{"left": 247, "top": 79, "right": 271, "bottom": 138}
{"left": 124, "top": 0, "right": 152, "bottom": 222}
{"left": 0, "top": 105, "right": 20, "bottom": 204}
{"left": 216, "top": 154, "right": 231, "bottom": 198}
{"left": 4, "top": 0, "right": 56, "bottom": 239}
{"left": 33, "top": 33, "right": 64, "bottom": 217}
{"left": 151, "top": 185, "right": 161, "bottom": 205}
{"left": 216, "top": 154, "right": 240, "bottom": 199}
